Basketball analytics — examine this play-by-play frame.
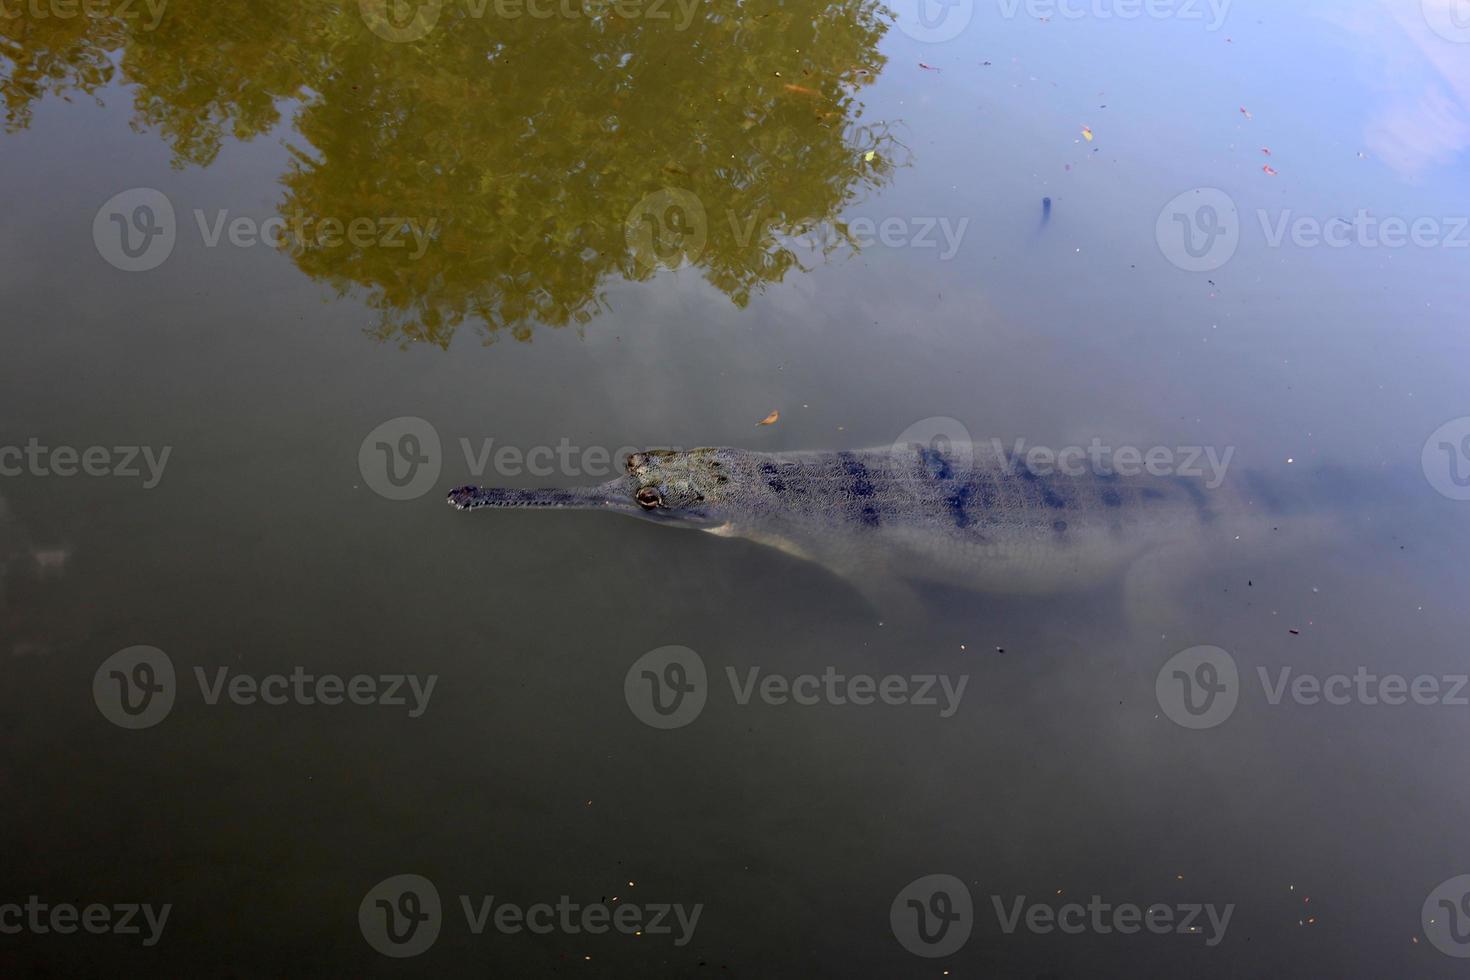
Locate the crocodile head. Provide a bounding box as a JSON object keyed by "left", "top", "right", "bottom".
{"left": 447, "top": 448, "right": 737, "bottom": 529}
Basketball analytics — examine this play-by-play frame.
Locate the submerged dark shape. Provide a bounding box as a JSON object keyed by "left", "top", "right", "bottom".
{"left": 447, "top": 444, "right": 1368, "bottom": 621}
{"left": 1041, "top": 196, "right": 1053, "bottom": 227}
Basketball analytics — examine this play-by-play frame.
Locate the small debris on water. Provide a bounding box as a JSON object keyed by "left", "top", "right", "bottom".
{"left": 757, "top": 410, "right": 780, "bottom": 426}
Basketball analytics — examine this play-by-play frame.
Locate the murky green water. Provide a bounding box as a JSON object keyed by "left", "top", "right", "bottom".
{"left": 3, "top": 0, "right": 1470, "bottom": 975}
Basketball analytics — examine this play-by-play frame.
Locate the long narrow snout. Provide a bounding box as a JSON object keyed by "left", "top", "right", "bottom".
{"left": 447, "top": 477, "right": 638, "bottom": 513}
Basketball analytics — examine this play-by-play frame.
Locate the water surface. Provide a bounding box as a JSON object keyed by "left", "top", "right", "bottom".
{"left": 2, "top": 0, "right": 1470, "bottom": 974}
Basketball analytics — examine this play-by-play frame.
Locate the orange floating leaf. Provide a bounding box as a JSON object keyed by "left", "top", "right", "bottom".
{"left": 1263, "top": 164, "right": 1278, "bottom": 175}
{"left": 757, "top": 410, "right": 781, "bottom": 426}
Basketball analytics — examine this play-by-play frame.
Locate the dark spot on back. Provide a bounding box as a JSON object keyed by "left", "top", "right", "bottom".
{"left": 760, "top": 461, "right": 785, "bottom": 493}
{"left": 973, "top": 477, "right": 996, "bottom": 508}
{"left": 1010, "top": 457, "right": 1067, "bottom": 508}
{"left": 1173, "top": 476, "right": 1216, "bottom": 524}
{"left": 948, "top": 482, "right": 976, "bottom": 529}
{"left": 917, "top": 444, "right": 953, "bottom": 480}
{"left": 860, "top": 505, "right": 882, "bottom": 527}
{"left": 1053, "top": 520, "right": 1068, "bottom": 533}
{"left": 1101, "top": 489, "right": 1122, "bottom": 508}
{"left": 838, "top": 452, "right": 875, "bottom": 498}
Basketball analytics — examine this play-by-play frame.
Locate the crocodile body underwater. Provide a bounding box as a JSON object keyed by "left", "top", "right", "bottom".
{"left": 447, "top": 444, "right": 1373, "bottom": 619}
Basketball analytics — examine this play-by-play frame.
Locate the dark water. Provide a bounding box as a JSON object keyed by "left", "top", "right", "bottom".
{"left": 3, "top": 0, "right": 1470, "bottom": 975}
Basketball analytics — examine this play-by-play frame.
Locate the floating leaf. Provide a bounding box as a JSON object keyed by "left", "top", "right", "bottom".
{"left": 1263, "top": 164, "right": 1278, "bottom": 175}
{"left": 1081, "top": 126, "right": 1093, "bottom": 141}
{"left": 757, "top": 410, "right": 781, "bottom": 425}
{"left": 863, "top": 150, "right": 876, "bottom": 162}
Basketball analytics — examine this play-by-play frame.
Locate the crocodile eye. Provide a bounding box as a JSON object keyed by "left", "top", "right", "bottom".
{"left": 635, "top": 487, "right": 662, "bottom": 510}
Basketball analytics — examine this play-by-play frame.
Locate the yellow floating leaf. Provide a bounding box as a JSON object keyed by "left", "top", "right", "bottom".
{"left": 1081, "top": 126, "right": 1094, "bottom": 141}
{"left": 757, "top": 410, "right": 780, "bottom": 426}
{"left": 863, "top": 150, "right": 876, "bottom": 163}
